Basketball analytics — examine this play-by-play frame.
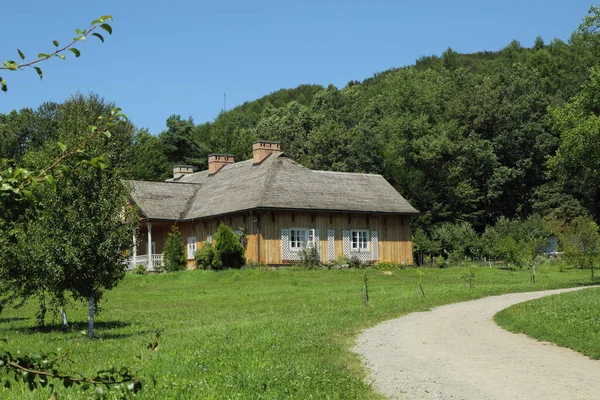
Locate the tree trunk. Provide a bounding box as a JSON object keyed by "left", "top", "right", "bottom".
{"left": 60, "top": 307, "right": 69, "bottom": 331}
{"left": 88, "top": 292, "right": 95, "bottom": 338}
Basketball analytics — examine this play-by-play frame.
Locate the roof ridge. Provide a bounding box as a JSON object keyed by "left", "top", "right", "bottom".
{"left": 256, "top": 155, "right": 280, "bottom": 207}
{"left": 180, "top": 183, "right": 204, "bottom": 220}
{"left": 312, "top": 170, "right": 382, "bottom": 177}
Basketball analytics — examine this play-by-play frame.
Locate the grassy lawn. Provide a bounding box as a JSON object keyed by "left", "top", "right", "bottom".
{"left": 495, "top": 286, "right": 600, "bottom": 359}
{"left": 0, "top": 265, "right": 593, "bottom": 399}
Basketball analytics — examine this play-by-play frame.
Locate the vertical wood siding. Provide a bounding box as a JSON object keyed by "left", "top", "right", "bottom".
{"left": 138, "top": 210, "right": 413, "bottom": 268}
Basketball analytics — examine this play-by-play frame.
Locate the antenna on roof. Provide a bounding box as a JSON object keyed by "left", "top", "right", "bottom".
{"left": 223, "top": 92, "right": 228, "bottom": 155}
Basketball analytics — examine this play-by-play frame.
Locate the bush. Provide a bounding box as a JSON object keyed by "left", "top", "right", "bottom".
{"left": 347, "top": 256, "right": 364, "bottom": 269}
{"left": 163, "top": 225, "right": 187, "bottom": 272}
{"left": 213, "top": 223, "right": 246, "bottom": 269}
{"left": 134, "top": 264, "right": 147, "bottom": 275}
{"left": 299, "top": 246, "right": 320, "bottom": 269}
{"left": 434, "top": 255, "right": 446, "bottom": 268}
{"left": 195, "top": 242, "right": 216, "bottom": 270}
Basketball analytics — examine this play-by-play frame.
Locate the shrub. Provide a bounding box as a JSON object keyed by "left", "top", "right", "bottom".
{"left": 434, "top": 255, "right": 446, "bottom": 268}
{"left": 213, "top": 223, "right": 246, "bottom": 269}
{"left": 195, "top": 242, "right": 216, "bottom": 270}
{"left": 163, "top": 225, "right": 187, "bottom": 272}
{"left": 347, "top": 256, "right": 363, "bottom": 269}
{"left": 134, "top": 264, "right": 147, "bottom": 275}
{"left": 299, "top": 246, "right": 320, "bottom": 269}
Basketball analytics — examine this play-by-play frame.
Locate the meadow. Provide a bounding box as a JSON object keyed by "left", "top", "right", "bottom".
{"left": 495, "top": 286, "right": 600, "bottom": 359}
{"left": 0, "top": 265, "right": 594, "bottom": 399}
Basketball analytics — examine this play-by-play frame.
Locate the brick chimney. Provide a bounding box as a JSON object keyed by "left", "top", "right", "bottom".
{"left": 173, "top": 165, "right": 194, "bottom": 179}
{"left": 208, "top": 154, "right": 235, "bottom": 175}
{"left": 252, "top": 140, "right": 281, "bottom": 165}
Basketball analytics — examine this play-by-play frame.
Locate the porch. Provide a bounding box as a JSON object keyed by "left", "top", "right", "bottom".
{"left": 126, "top": 220, "right": 169, "bottom": 272}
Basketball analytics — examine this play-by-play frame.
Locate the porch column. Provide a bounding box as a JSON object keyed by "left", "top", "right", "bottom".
{"left": 147, "top": 221, "right": 152, "bottom": 269}
{"left": 132, "top": 227, "right": 137, "bottom": 269}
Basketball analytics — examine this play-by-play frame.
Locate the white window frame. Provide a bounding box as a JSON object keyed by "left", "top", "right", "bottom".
{"left": 187, "top": 236, "right": 197, "bottom": 260}
{"left": 289, "top": 228, "right": 316, "bottom": 251}
{"left": 351, "top": 229, "right": 370, "bottom": 252}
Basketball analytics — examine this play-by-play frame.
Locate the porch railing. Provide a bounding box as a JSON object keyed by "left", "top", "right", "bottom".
{"left": 128, "top": 254, "right": 163, "bottom": 272}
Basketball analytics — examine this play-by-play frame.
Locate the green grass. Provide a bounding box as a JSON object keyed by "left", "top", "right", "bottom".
{"left": 495, "top": 286, "right": 600, "bottom": 359}
{"left": 0, "top": 265, "right": 594, "bottom": 399}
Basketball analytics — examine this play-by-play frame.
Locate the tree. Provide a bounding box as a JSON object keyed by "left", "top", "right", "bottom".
{"left": 559, "top": 215, "right": 600, "bottom": 279}
{"left": 213, "top": 224, "right": 246, "bottom": 269}
{"left": 159, "top": 115, "right": 211, "bottom": 172}
{"left": 548, "top": 66, "right": 600, "bottom": 220}
{"left": 163, "top": 225, "right": 187, "bottom": 272}
{"left": 130, "top": 128, "right": 171, "bottom": 180}
{"left": 0, "top": 16, "right": 158, "bottom": 398}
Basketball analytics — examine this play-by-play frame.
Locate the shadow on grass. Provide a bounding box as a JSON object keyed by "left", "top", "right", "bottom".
{"left": 0, "top": 316, "right": 29, "bottom": 323}
{"left": 23, "top": 320, "right": 133, "bottom": 334}
{"left": 97, "top": 330, "right": 155, "bottom": 340}
{"left": 569, "top": 278, "right": 600, "bottom": 287}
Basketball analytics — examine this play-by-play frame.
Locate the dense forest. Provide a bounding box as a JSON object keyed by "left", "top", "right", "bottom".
{"left": 3, "top": 8, "right": 600, "bottom": 238}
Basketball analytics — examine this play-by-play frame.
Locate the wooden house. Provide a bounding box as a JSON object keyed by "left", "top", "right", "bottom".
{"left": 127, "top": 141, "right": 418, "bottom": 270}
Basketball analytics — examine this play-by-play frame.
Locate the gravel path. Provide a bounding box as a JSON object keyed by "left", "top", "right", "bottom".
{"left": 353, "top": 287, "right": 600, "bottom": 400}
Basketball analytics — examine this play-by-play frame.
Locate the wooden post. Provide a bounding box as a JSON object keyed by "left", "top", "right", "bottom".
{"left": 147, "top": 221, "right": 152, "bottom": 270}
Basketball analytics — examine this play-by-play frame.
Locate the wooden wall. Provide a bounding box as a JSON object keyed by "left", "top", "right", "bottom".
{"left": 137, "top": 210, "right": 413, "bottom": 268}
{"left": 257, "top": 211, "right": 413, "bottom": 265}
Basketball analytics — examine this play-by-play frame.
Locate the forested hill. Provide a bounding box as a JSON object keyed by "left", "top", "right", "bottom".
{"left": 4, "top": 9, "right": 600, "bottom": 231}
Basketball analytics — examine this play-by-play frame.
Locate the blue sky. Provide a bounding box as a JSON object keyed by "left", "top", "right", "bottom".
{"left": 0, "top": 0, "right": 596, "bottom": 134}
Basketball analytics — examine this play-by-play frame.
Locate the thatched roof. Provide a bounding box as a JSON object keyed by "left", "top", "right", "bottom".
{"left": 130, "top": 153, "right": 418, "bottom": 220}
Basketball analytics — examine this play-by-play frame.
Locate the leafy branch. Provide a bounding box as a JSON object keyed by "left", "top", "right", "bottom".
{"left": 0, "top": 330, "right": 161, "bottom": 396}
{"left": 0, "top": 107, "right": 127, "bottom": 221}
{"left": 0, "top": 15, "right": 113, "bottom": 92}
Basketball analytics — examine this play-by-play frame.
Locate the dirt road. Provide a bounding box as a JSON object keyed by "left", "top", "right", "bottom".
{"left": 353, "top": 287, "right": 600, "bottom": 399}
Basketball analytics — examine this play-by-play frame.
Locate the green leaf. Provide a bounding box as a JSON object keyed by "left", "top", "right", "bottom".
{"left": 100, "top": 15, "right": 113, "bottom": 21}
{"left": 34, "top": 67, "right": 43, "bottom": 80}
{"left": 100, "top": 23, "right": 112, "bottom": 35}
{"left": 92, "top": 33, "right": 104, "bottom": 43}
{"left": 38, "top": 53, "right": 50, "bottom": 59}
{"left": 57, "top": 142, "right": 67, "bottom": 153}
{"left": 17, "top": 49, "right": 25, "bottom": 60}
{"left": 63, "top": 377, "right": 73, "bottom": 388}
{"left": 91, "top": 19, "right": 104, "bottom": 25}
{"left": 2, "top": 61, "right": 18, "bottom": 70}
{"left": 52, "top": 40, "right": 59, "bottom": 47}
{"left": 55, "top": 54, "right": 66, "bottom": 60}
{"left": 1, "top": 77, "right": 6, "bottom": 92}
{"left": 103, "top": 131, "right": 111, "bottom": 138}
{"left": 45, "top": 174, "right": 56, "bottom": 187}
{"left": 69, "top": 48, "right": 81, "bottom": 57}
